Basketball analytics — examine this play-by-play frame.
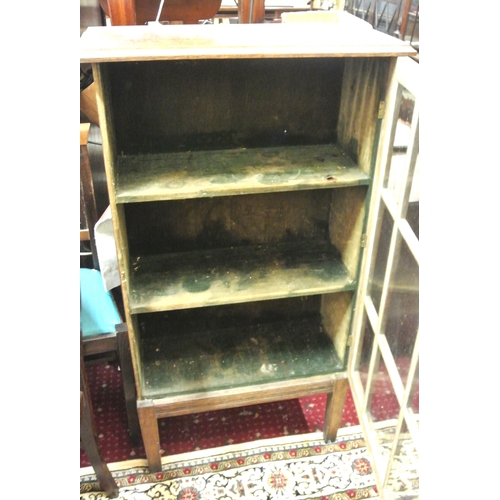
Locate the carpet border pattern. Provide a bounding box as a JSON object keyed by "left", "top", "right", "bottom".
{"left": 81, "top": 426, "right": 380, "bottom": 499}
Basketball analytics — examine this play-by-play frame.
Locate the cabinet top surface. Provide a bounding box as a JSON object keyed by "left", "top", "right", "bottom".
{"left": 80, "top": 22, "right": 417, "bottom": 63}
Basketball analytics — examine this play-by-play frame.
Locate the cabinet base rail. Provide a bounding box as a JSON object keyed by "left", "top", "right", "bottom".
{"left": 137, "top": 373, "right": 349, "bottom": 472}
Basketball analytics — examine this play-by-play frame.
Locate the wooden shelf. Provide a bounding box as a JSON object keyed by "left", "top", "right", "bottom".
{"left": 115, "top": 144, "right": 369, "bottom": 203}
{"left": 139, "top": 315, "right": 344, "bottom": 399}
{"left": 129, "top": 241, "right": 355, "bottom": 314}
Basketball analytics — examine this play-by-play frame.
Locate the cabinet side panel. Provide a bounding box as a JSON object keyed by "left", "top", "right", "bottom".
{"left": 93, "top": 63, "right": 144, "bottom": 396}
{"left": 321, "top": 292, "right": 353, "bottom": 366}
{"left": 107, "top": 58, "right": 344, "bottom": 154}
{"left": 329, "top": 185, "right": 367, "bottom": 278}
{"left": 337, "top": 57, "right": 391, "bottom": 174}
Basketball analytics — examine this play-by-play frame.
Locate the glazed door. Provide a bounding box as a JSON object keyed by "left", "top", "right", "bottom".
{"left": 347, "top": 56, "right": 419, "bottom": 500}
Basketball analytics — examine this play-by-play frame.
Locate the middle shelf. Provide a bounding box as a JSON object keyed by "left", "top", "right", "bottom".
{"left": 123, "top": 184, "right": 368, "bottom": 314}
{"left": 129, "top": 240, "right": 355, "bottom": 314}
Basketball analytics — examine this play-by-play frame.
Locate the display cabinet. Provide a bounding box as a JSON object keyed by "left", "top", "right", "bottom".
{"left": 80, "top": 19, "right": 416, "bottom": 472}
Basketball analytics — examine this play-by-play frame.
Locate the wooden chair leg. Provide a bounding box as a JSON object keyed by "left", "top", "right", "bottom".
{"left": 116, "top": 325, "right": 141, "bottom": 446}
{"left": 323, "top": 377, "right": 350, "bottom": 442}
{"left": 138, "top": 402, "right": 162, "bottom": 473}
{"left": 81, "top": 345, "right": 119, "bottom": 498}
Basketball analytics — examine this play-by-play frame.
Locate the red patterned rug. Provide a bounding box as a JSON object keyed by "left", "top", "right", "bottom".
{"left": 82, "top": 359, "right": 413, "bottom": 468}
{"left": 81, "top": 360, "right": 367, "bottom": 467}
{"left": 80, "top": 426, "right": 380, "bottom": 499}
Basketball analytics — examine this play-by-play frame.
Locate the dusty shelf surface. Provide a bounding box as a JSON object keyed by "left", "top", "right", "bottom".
{"left": 139, "top": 315, "right": 344, "bottom": 399}
{"left": 115, "top": 144, "right": 370, "bottom": 203}
{"left": 128, "top": 241, "right": 355, "bottom": 313}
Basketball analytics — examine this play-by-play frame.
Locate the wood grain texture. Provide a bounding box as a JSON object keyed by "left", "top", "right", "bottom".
{"left": 107, "top": 0, "right": 137, "bottom": 26}
{"left": 137, "top": 403, "right": 162, "bottom": 472}
{"left": 80, "top": 23, "right": 417, "bottom": 63}
{"left": 80, "top": 83, "right": 100, "bottom": 127}
{"left": 323, "top": 377, "right": 349, "bottom": 441}
{"left": 150, "top": 372, "right": 347, "bottom": 418}
{"left": 337, "top": 57, "right": 392, "bottom": 175}
{"left": 329, "top": 185, "right": 368, "bottom": 277}
{"left": 80, "top": 123, "right": 91, "bottom": 145}
{"left": 321, "top": 291, "right": 353, "bottom": 364}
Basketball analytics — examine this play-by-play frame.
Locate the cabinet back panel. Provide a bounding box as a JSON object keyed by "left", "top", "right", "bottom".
{"left": 125, "top": 189, "right": 332, "bottom": 255}
{"left": 139, "top": 295, "right": 321, "bottom": 335}
{"left": 106, "top": 58, "right": 344, "bottom": 154}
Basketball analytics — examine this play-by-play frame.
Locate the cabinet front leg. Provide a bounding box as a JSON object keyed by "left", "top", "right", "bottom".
{"left": 323, "top": 377, "right": 349, "bottom": 442}
{"left": 138, "top": 401, "right": 162, "bottom": 472}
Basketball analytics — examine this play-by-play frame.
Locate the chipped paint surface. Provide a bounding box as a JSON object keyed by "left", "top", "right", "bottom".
{"left": 140, "top": 315, "right": 343, "bottom": 399}
{"left": 129, "top": 241, "right": 355, "bottom": 314}
{"left": 116, "top": 144, "right": 370, "bottom": 203}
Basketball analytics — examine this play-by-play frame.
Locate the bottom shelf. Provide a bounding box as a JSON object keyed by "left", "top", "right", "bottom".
{"left": 139, "top": 312, "right": 344, "bottom": 400}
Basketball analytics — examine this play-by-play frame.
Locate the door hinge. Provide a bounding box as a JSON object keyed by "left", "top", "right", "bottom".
{"left": 347, "top": 336, "right": 352, "bottom": 347}
{"left": 378, "top": 101, "right": 386, "bottom": 119}
{"left": 360, "top": 234, "right": 367, "bottom": 247}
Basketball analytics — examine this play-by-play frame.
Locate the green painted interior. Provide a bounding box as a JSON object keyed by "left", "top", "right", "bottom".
{"left": 128, "top": 241, "right": 355, "bottom": 314}
{"left": 115, "top": 144, "right": 369, "bottom": 203}
{"left": 138, "top": 304, "right": 344, "bottom": 399}
{"left": 107, "top": 58, "right": 345, "bottom": 155}
{"left": 95, "top": 51, "right": 389, "bottom": 406}
{"left": 124, "top": 189, "right": 334, "bottom": 256}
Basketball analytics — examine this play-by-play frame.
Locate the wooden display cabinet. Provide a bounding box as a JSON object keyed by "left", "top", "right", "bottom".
{"left": 80, "top": 19, "right": 416, "bottom": 472}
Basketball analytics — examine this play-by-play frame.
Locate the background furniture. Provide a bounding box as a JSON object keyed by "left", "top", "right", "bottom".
{"left": 81, "top": 18, "right": 415, "bottom": 472}
{"left": 80, "top": 333, "right": 119, "bottom": 498}
{"left": 237, "top": 0, "right": 265, "bottom": 23}
{"left": 98, "top": 0, "right": 223, "bottom": 25}
{"left": 80, "top": 123, "right": 141, "bottom": 445}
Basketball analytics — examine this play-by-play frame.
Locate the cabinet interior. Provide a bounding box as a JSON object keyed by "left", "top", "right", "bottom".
{"left": 136, "top": 294, "right": 353, "bottom": 399}
{"left": 98, "top": 54, "right": 386, "bottom": 400}
{"left": 106, "top": 58, "right": 344, "bottom": 154}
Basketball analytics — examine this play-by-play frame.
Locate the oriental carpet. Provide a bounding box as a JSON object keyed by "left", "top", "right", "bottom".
{"left": 81, "top": 425, "right": 380, "bottom": 499}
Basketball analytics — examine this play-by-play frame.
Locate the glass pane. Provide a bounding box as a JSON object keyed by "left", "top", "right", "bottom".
{"left": 384, "top": 86, "right": 416, "bottom": 204}
{"left": 410, "top": 360, "right": 419, "bottom": 416}
{"left": 385, "top": 236, "right": 419, "bottom": 387}
{"left": 384, "top": 419, "right": 419, "bottom": 499}
{"left": 367, "top": 202, "right": 393, "bottom": 312}
{"left": 369, "top": 351, "right": 400, "bottom": 424}
{"left": 368, "top": 353, "right": 400, "bottom": 483}
{"left": 358, "top": 309, "right": 375, "bottom": 392}
{"left": 406, "top": 201, "right": 419, "bottom": 240}
{"left": 405, "top": 150, "right": 419, "bottom": 240}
